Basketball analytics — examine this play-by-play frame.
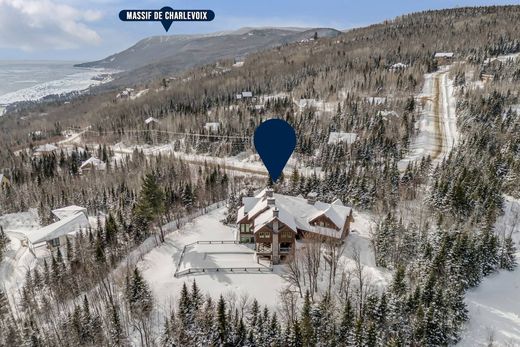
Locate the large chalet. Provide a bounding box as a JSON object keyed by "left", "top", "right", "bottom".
{"left": 236, "top": 189, "right": 353, "bottom": 264}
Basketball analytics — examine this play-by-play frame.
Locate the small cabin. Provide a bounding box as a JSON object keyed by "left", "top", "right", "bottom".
{"left": 80, "top": 157, "right": 106, "bottom": 173}
{"left": 0, "top": 174, "right": 10, "bottom": 188}
{"left": 434, "top": 52, "right": 455, "bottom": 65}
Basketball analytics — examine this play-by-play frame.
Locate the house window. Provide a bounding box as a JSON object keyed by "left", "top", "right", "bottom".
{"left": 241, "top": 235, "right": 254, "bottom": 243}
{"left": 281, "top": 231, "right": 293, "bottom": 240}
{"left": 48, "top": 238, "right": 60, "bottom": 247}
{"left": 240, "top": 224, "right": 251, "bottom": 234}
{"left": 258, "top": 231, "right": 270, "bottom": 239}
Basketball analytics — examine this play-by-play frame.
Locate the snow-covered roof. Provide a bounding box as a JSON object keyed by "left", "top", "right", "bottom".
{"left": 25, "top": 212, "right": 90, "bottom": 244}
{"left": 238, "top": 191, "right": 352, "bottom": 239}
{"left": 204, "top": 122, "right": 220, "bottom": 132}
{"left": 34, "top": 144, "right": 58, "bottom": 152}
{"left": 390, "top": 63, "right": 408, "bottom": 69}
{"left": 236, "top": 94, "right": 243, "bottom": 99}
{"left": 242, "top": 91, "right": 253, "bottom": 98}
{"left": 145, "top": 117, "right": 159, "bottom": 124}
{"left": 51, "top": 205, "right": 87, "bottom": 220}
{"left": 434, "top": 52, "right": 454, "bottom": 58}
{"left": 254, "top": 206, "right": 297, "bottom": 233}
{"left": 80, "top": 157, "right": 106, "bottom": 170}
{"left": 328, "top": 132, "right": 357, "bottom": 145}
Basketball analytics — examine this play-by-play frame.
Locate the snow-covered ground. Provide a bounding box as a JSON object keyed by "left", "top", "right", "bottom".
{"left": 458, "top": 196, "right": 520, "bottom": 346}
{"left": 138, "top": 208, "right": 287, "bottom": 311}
{"left": 0, "top": 210, "right": 40, "bottom": 305}
{"left": 137, "top": 207, "right": 387, "bottom": 314}
{"left": 178, "top": 243, "right": 269, "bottom": 273}
{"left": 398, "top": 66, "right": 459, "bottom": 171}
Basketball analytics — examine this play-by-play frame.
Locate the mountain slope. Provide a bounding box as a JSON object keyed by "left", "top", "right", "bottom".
{"left": 77, "top": 27, "right": 341, "bottom": 79}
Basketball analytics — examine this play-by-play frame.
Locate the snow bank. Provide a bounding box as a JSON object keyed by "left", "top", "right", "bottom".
{"left": 458, "top": 196, "right": 520, "bottom": 346}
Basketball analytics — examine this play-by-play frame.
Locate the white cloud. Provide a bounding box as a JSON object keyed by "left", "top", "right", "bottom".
{"left": 0, "top": 0, "right": 103, "bottom": 51}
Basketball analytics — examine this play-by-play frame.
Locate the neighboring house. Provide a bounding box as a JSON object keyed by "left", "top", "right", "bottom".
{"left": 236, "top": 189, "right": 354, "bottom": 264}
{"left": 116, "top": 88, "right": 135, "bottom": 99}
{"left": 51, "top": 205, "right": 87, "bottom": 221}
{"left": 241, "top": 91, "right": 253, "bottom": 98}
{"left": 80, "top": 157, "right": 106, "bottom": 173}
{"left": 328, "top": 132, "right": 358, "bottom": 145}
{"left": 33, "top": 144, "right": 58, "bottom": 156}
{"left": 145, "top": 117, "right": 160, "bottom": 125}
{"left": 389, "top": 63, "right": 408, "bottom": 71}
{"left": 0, "top": 174, "right": 10, "bottom": 188}
{"left": 434, "top": 52, "right": 455, "bottom": 65}
{"left": 22, "top": 207, "right": 90, "bottom": 252}
{"left": 204, "top": 122, "right": 220, "bottom": 133}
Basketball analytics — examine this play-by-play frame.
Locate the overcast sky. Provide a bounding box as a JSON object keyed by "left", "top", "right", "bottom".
{"left": 0, "top": 0, "right": 518, "bottom": 62}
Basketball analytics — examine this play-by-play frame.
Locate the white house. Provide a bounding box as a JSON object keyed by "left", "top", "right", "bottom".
{"left": 0, "top": 174, "right": 9, "bottom": 188}
{"left": 145, "top": 117, "right": 159, "bottom": 125}
{"left": 80, "top": 157, "right": 106, "bottom": 173}
{"left": 204, "top": 122, "right": 220, "bottom": 133}
{"left": 23, "top": 207, "right": 90, "bottom": 252}
{"left": 390, "top": 63, "right": 408, "bottom": 71}
{"left": 34, "top": 144, "right": 58, "bottom": 156}
{"left": 328, "top": 132, "right": 358, "bottom": 145}
{"left": 241, "top": 91, "right": 253, "bottom": 98}
{"left": 434, "top": 52, "right": 454, "bottom": 58}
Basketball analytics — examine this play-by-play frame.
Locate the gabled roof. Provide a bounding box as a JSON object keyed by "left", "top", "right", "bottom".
{"left": 145, "top": 117, "right": 159, "bottom": 124}
{"left": 253, "top": 206, "right": 297, "bottom": 233}
{"left": 239, "top": 191, "right": 352, "bottom": 239}
{"left": 434, "top": 52, "right": 454, "bottom": 58}
{"left": 25, "top": 212, "right": 90, "bottom": 244}
{"left": 80, "top": 157, "right": 106, "bottom": 170}
{"left": 34, "top": 144, "right": 58, "bottom": 152}
{"left": 51, "top": 205, "right": 87, "bottom": 220}
{"left": 328, "top": 132, "right": 357, "bottom": 145}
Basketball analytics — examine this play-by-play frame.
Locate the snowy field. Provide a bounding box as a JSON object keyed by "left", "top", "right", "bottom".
{"left": 137, "top": 206, "right": 388, "bottom": 315}
{"left": 458, "top": 196, "right": 520, "bottom": 346}
{"left": 138, "top": 208, "right": 287, "bottom": 311}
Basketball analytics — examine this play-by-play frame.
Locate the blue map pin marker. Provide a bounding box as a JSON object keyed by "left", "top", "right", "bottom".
{"left": 254, "top": 119, "right": 297, "bottom": 182}
{"left": 160, "top": 6, "right": 174, "bottom": 32}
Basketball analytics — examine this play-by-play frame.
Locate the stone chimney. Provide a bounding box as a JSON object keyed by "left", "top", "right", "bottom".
{"left": 266, "top": 188, "right": 274, "bottom": 198}
{"left": 307, "top": 192, "right": 317, "bottom": 205}
{"left": 273, "top": 207, "right": 279, "bottom": 218}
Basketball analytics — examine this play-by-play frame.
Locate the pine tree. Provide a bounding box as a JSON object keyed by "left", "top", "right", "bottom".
{"left": 0, "top": 289, "right": 10, "bottom": 322}
{"left": 0, "top": 226, "right": 9, "bottom": 262}
{"left": 126, "top": 267, "right": 153, "bottom": 318}
{"left": 499, "top": 236, "right": 517, "bottom": 270}
{"left": 300, "top": 291, "right": 314, "bottom": 346}
{"left": 216, "top": 295, "right": 228, "bottom": 345}
{"left": 338, "top": 298, "right": 354, "bottom": 344}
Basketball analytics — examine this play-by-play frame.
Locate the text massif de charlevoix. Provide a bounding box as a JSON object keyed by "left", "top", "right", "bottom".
{"left": 125, "top": 10, "right": 211, "bottom": 21}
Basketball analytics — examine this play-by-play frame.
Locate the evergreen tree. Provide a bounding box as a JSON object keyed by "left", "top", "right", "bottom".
{"left": 216, "top": 295, "right": 228, "bottom": 346}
